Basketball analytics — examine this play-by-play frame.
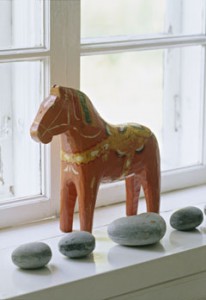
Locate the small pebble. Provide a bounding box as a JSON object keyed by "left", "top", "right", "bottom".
{"left": 170, "top": 206, "right": 203, "bottom": 231}
{"left": 107, "top": 212, "right": 166, "bottom": 246}
{"left": 12, "top": 242, "right": 52, "bottom": 269}
{"left": 58, "top": 231, "right": 95, "bottom": 258}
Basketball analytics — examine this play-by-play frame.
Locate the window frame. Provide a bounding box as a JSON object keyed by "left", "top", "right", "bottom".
{"left": 0, "top": 0, "right": 80, "bottom": 227}
{"left": 0, "top": 0, "right": 206, "bottom": 229}
{"left": 79, "top": 1, "right": 206, "bottom": 195}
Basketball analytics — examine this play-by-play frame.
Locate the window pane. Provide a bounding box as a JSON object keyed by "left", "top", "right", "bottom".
{"left": 81, "top": 46, "right": 204, "bottom": 171}
{"left": 0, "top": 0, "right": 44, "bottom": 50}
{"left": 81, "top": 0, "right": 205, "bottom": 39}
{"left": 0, "top": 60, "right": 44, "bottom": 201}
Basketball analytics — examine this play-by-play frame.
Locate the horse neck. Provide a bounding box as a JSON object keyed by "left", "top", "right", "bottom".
{"left": 60, "top": 88, "right": 109, "bottom": 153}
{"left": 61, "top": 123, "right": 108, "bottom": 154}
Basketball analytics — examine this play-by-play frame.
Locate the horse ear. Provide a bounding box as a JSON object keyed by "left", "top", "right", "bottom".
{"left": 50, "top": 85, "right": 61, "bottom": 97}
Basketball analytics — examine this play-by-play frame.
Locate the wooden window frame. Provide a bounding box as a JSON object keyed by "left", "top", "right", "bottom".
{"left": 0, "top": 0, "right": 206, "bottom": 228}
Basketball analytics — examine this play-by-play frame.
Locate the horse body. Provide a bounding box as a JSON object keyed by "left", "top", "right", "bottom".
{"left": 30, "top": 85, "right": 160, "bottom": 233}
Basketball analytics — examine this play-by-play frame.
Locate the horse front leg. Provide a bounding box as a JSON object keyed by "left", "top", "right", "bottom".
{"left": 77, "top": 176, "right": 100, "bottom": 233}
{"left": 125, "top": 175, "right": 141, "bottom": 216}
{"left": 60, "top": 180, "right": 77, "bottom": 232}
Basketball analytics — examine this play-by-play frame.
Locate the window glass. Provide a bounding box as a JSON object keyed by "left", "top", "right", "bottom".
{"left": 81, "top": 0, "right": 205, "bottom": 39}
{"left": 81, "top": 46, "right": 203, "bottom": 171}
{"left": 0, "top": 60, "right": 44, "bottom": 201}
{"left": 0, "top": 0, "right": 43, "bottom": 50}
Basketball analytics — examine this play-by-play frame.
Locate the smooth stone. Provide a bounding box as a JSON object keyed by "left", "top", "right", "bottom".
{"left": 107, "top": 213, "right": 166, "bottom": 246}
{"left": 170, "top": 206, "right": 203, "bottom": 231}
{"left": 12, "top": 242, "right": 52, "bottom": 269}
{"left": 58, "top": 231, "right": 95, "bottom": 258}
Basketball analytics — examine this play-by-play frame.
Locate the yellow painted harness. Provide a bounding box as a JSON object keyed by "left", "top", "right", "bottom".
{"left": 61, "top": 123, "right": 152, "bottom": 166}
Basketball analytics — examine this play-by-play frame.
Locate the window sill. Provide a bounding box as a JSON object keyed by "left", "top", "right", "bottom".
{"left": 1, "top": 185, "right": 206, "bottom": 300}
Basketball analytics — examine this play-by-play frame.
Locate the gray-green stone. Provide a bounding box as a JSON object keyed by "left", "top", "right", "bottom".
{"left": 12, "top": 242, "right": 52, "bottom": 269}
{"left": 58, "top": 231, "right": 95, "bottom": 258}
{"left": 107, "top": 213, "right": 166, "bottom": 246}
{"left": 170, "top": 206, "right": 203, "bottom": 231}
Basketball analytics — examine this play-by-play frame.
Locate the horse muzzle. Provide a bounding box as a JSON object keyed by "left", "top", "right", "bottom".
{"left": 30, "top": 123, "right": 53, "bottom": 144}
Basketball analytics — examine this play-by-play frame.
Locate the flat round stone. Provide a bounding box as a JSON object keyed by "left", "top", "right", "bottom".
{"left": 107, "top": 213, "right": 166, "bottom": 246}
{"left": 58, "top": 231, "right": 95, "bottom": 258}
{"left": 170, "top": 206, "right": 203, "bottom": 231}
{"left": 12, "top": 242, "right": 52, "bottom": 269}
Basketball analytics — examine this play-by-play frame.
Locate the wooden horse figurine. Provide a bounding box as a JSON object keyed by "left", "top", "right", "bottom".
{"left": 30, "top": 85, "right": 160, "bottom": 233}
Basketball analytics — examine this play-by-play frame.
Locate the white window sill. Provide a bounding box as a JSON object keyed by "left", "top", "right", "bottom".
{"left": 1, "top": 185, "right": 206, "bottom": 300}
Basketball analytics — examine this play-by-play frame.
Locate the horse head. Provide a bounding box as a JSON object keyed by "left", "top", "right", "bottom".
{"left": 30, "top": 85, "right": 69, "bottom": 144}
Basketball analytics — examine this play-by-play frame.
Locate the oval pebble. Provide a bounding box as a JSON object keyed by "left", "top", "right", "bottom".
{"left": 12, "top": 242, "right": 52, "bottom": 269}
{"left": 107, "top": 213, "right": 166, "bottom": 246}
{"left": 170, "top": 206, "right": 203, "bottom": 231}
{"left": 58, "top": 231, "right": 95, "bottom": 258}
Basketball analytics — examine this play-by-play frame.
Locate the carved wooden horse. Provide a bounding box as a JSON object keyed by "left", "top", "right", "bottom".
{"left": 30, "top": 85, "right": 160, "bottom": 233}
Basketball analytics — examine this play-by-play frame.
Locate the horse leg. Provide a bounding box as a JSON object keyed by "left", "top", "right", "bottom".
{"left": 77, "top": 177, "right": 100, "bottom": 233}
{"left": 60, "top": 181, "right": 77, "bottom": 232}
{"left": 141, "top": 136, "right": 160, "bottom": 213}
{"left": 125, "top": 175, "right": 141, "bottom": 216}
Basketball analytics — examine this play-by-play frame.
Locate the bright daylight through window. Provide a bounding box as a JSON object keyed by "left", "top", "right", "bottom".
{"left": 0, "top": 0, "right": 206, "bottom": 228}
{"left": 81, "top": 0, "right": 205, "bottom": 172}
{"left": 0, "top": 0, "right": 45, "bottom": 202}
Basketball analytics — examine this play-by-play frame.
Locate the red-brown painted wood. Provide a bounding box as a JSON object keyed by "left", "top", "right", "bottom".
{"left": 30, "top": 85, "right": 160, "bottom": 233}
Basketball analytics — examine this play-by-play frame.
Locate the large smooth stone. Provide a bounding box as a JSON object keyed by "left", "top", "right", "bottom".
{"left": 58, "top": 231, "right": 95, "bottom": 258}
{"left": 170, "top": 206, "right": 203, "bottom": 231}
{"left": 12, "top": 242, "right": 52, "bottom": 269}
{"left": 107, "top": 213, "right": 166, "bottom": 246}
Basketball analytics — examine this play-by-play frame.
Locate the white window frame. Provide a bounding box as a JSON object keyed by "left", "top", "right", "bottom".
{"left": 79, "top": 1, "right": 206, "bottom": 199}
{"left": 0, "top": 0, "right": 206, "bottom": 228}
{"left": 0, "top": 0, "right": 81, "bottom": 227}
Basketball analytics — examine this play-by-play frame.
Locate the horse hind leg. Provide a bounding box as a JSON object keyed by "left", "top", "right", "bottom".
{"left": 142, "top": 135, "right": 160, "bottom": 213}
{"left": 125, "top": 175, "right": 141, "bottom": 216}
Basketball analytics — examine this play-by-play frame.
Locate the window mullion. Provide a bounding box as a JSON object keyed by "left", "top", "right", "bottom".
{"left": 0, "top": 64, "right": 13, "bottom": 199}
{"left": 81, "top": 35, "right": 206, "bottom": 56}
{"left": 202, "top": 46, "right": 206, "bottom": 166}
{"left": 0, "top": 50, "right": 50, "bottom": 62}
{"left": 162, "top": 0, "right": 182, "bottom": 169}
{"left": 0, "top": 0, "right": 13, "bottom": 201}
{"left": 50, "top": 0, "right": 80, "bottom": 88}
{"left": 50, "top": 0, "right": 80, "bottom": 216}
